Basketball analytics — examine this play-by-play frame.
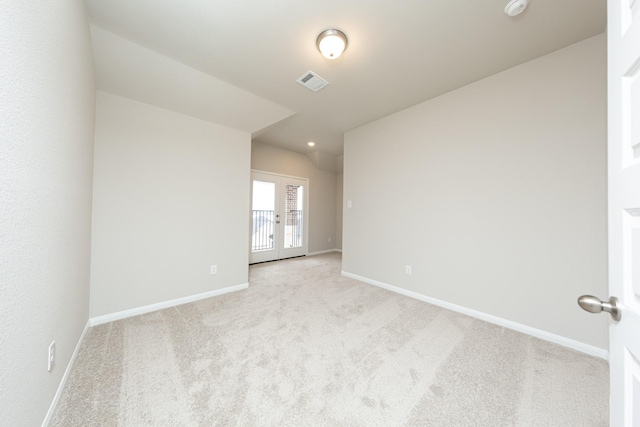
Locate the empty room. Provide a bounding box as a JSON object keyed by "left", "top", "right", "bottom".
{"left": 2, "top": 0, "right": 639, "bottom": 426}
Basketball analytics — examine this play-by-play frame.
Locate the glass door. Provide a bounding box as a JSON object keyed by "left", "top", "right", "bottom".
{"left": 251, "top": 176, "right": 277, "bottom": 262}
{"left": 250, "top": 171, "right": 308, "bottom": 264}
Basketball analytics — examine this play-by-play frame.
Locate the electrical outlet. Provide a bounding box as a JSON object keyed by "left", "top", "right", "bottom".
{"left": 347, "top": 200, "right": 353, "bottom": 208}
{"left": 328, "top": 237, "right": 332, "bottom": 242}
{"left": 210, "top": 265, "right": 217, "bottom": 275}
{"left": 48, "top": 341, "right": 55, "bottom": 372}
{"left": 405, "top": 265, "right": 412, "bottom": 275}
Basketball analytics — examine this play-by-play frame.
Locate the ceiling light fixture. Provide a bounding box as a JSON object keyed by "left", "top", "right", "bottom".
{"left": 307, "top": 141, "right": 316, "bottom": 147}
{"left": 504, "top": 0, "right": 529, "bottom": 16}
{"left": 316, "top": 29, "right": 348, "bottom": 60}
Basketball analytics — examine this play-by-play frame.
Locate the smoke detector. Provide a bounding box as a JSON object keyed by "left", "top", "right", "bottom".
{"left": 504, "top": 0, "right": 529, "bottom": 16}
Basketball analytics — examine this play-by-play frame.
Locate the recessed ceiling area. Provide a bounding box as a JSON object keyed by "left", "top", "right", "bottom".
{"left": 85, "top": 0, "right": 606, "bottom": 156}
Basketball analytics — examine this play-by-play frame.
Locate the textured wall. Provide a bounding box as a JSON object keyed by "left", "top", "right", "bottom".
{"left": 251, "top": 142, "right": 337, "bottom": 253}
{"left": 0, "top": 1, "right": 95, "bottom": 425}
{"left": 90, "top": 92, "right": 251, "bottom": 318}
{"left": 343, "top": 34, "right": 608, "bottom": 350}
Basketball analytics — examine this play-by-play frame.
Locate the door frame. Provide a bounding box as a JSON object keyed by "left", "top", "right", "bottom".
{"left": 249, "top": 170, "right": 309, "bottom": 264}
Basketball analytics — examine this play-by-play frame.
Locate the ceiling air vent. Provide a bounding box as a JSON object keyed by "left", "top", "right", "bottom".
{"left": 296, "top": 70, "right": 328, "bottom": 92}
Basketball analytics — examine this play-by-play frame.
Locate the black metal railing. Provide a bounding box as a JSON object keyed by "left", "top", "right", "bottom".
{"left": 252, "top": 209, "right": 303, "bottom": 251}
{"left": 287, "top": 210, "right": 302, "bottom": 248}
{"left": 252, "top": 210, "right": 274, "bottom": 251}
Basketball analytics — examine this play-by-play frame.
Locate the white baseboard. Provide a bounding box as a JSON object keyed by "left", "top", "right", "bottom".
{"left": 42, "top": 320, "right": 90, "bottom": 427}
{"left": 341, "top": 271, "right": 609, "bottom": 361}
{"left": 307, "top": 249, "right": 341, "bottom": 256}
{"left": 89, "top": 283, "right": 249, "bottom": 327}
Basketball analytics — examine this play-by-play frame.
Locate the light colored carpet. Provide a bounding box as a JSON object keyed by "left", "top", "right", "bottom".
{"left": 50, "top": 253, "right": 608, "bottom": 426}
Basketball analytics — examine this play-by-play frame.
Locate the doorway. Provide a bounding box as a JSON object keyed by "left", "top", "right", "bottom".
{"left": 250, "top": 171, "right": 308, "bottom": 264}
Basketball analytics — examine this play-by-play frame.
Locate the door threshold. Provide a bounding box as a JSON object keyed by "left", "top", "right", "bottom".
{"left": 249, "top": 255, "right": 306, "bottom": 266}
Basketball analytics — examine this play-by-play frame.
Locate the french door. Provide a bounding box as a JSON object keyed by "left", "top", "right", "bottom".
{"left": 249, "top": 171, "right": 308, "bottom": 264}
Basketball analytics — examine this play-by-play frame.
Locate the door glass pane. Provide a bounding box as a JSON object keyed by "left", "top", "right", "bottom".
{"left": 252, "top": 180, "right": 275, "bottom": 252}
{"left": 284, "top": 184, "right": 303, "bottom": 248}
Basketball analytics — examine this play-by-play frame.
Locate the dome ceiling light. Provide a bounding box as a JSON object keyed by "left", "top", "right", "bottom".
{"left": 316, "top": 29, "right": 348, "bottom": 60}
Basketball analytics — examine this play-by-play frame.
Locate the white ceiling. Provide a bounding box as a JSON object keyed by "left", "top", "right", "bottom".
{"left": 85, "top": 0, "right": 606, "bottom": 156}
{"left": 90, "top": 25, "right": 295, "bottom": 134}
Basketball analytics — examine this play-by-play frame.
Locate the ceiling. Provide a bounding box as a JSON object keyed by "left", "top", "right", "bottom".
{"left": 85, "top": 0, "right": 606, "bottom": 156}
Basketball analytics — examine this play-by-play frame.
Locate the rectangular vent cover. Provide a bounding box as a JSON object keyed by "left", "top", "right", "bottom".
{"left": 296, "top": 70, "right": 329, "bottom": 92}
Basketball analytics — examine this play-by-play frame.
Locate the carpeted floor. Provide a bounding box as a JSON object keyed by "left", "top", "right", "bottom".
{"left": 50, "top": 252, "right": 608, "bottom": 426}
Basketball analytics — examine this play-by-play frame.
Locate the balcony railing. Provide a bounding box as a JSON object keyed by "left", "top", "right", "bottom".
{"left": 251, "top": 209, "right": 303, "bottom": 251}
{"left": 252, "top": 210, "right": 274, "bottom": 251}
{"left": 286, "top": 210, "right": 302, "bottom": 248}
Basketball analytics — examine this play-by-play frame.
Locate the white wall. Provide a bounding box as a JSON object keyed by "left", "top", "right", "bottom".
{"left": 343, "top": 34, "right": 608, "bottom": 350}
{"left": 251, "top": 142, "right": 337, "bottom": 253}
{"left": 336, "top": 173, "right": 344, "bottom": 250}
{"left": 90, "top": 92, "right": 251, "bottom": 318}
{"left": 0, "top": 2, "right": 95, "bottom": 425}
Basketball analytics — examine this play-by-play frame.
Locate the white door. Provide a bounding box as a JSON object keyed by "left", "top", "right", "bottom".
{"left": 608, "top": 0, "right": 640, "bottom": 425}
{"left": 250, "top": 171, "right": 308, "bottom": 264}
